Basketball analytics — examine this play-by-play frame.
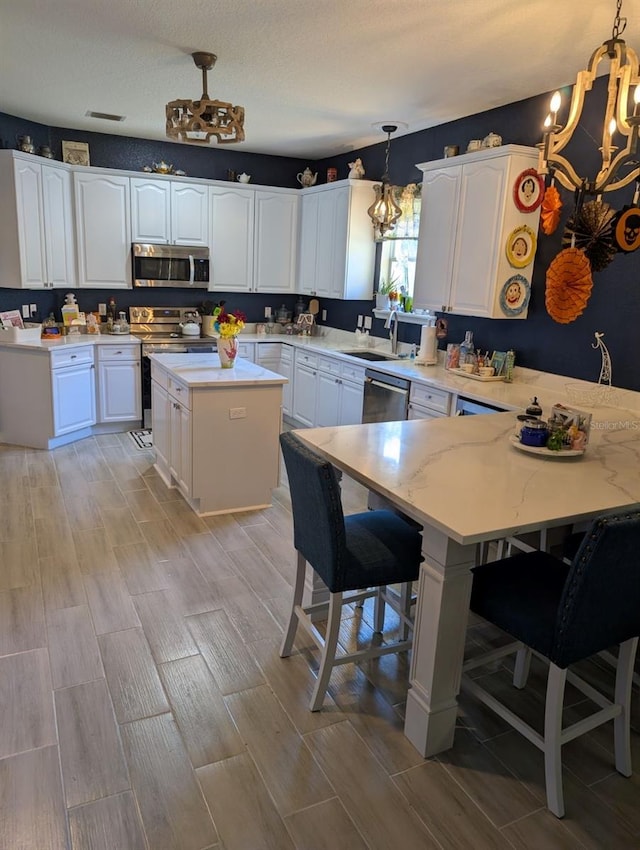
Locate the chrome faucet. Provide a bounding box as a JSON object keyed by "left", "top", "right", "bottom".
{"left": 384, "top": 309, "right": 399, "bottom": 354}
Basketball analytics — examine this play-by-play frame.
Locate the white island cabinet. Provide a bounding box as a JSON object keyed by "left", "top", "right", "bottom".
{"left": 149, "top": 353, "right": 286, "bottom": 515}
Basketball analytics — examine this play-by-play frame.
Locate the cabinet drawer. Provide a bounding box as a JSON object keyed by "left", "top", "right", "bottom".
{"left": 318, "top": 355, "right": 341, "bottom": 376}
{"left": 50, "top": 346, "right": 94, "bottom": 369}
{"left": 237, "top": 341, "right": 255, "bottom": 361}
{"left": 295, "top": 350, "right": 318, "bottom": 369}
{"left": 256, "top": 342, "right": 281, "bottom": 361}
{"left": 409, "top": 383, "right": 451, "bottom": 414}
{"left": 408, "top": 403, "right": 447, "bottom": 420}
{"left": 97, "top": 343, "right": 140, "bottom": 361}
{"left": 280, "top": 344, "right": 293, "bottom": 363}
{"left": 167, "top": 376, "right": 191, "bottom": 409}
{"left": 150, "top": 365, "right": 168, "bottom": 391}
{"left": 340, "top": 362, "right": 365, "bottom": 383}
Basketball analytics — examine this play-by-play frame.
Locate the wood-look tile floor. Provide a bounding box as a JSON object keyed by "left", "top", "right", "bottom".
{"left": 1, "top": 433, "right": 639, "bottom": 849}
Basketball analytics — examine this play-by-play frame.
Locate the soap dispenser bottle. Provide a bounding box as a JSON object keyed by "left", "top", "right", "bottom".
{"left": 459, "top": 330, "right": 474, "bottom": 365}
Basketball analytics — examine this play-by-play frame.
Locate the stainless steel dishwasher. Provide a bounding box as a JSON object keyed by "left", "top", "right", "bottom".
{"left": 362, "top": 369, "right": 410, "bottom": 423}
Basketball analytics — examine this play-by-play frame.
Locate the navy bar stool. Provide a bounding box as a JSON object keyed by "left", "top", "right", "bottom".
{"left": 463, "top": 511, "right": 640, "bottom": 818}
{"left": 279, "top": 431, "right": 422, "bottom": 711}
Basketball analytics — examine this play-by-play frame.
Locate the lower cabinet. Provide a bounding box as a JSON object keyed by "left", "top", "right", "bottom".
{"left": 96, "top": 344, "right": 141, "bottom": 422}
{"left": 280, "top": 344, "right": 293, "bottom": 417}
{"left": 316, "top": 355, "right": 365, "bottom": 426}
{"left": 407, "top": 382, "right": 452, "bottom": 420}
{"left": 292, "top": 350, "right": 319, "bottom": 426}
{"left": 151, "top": 373, "right": 192, "bottom": 498}
{"left": 51, "top": 349, "right": 96, "bottom": 436}
{"left": 151, "top": 379, "right": 170, "bottom": 470}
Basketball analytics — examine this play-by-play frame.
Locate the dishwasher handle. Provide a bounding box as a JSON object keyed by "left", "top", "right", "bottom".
{"left": 365, "top": 376, "right": 409, "bottom": 396}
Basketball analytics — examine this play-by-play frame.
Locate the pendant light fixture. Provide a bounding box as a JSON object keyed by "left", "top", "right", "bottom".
{"left": 538, "top": 0, "right": 640, "bottom": 195}
{"left": 166, "top": 51, "right": 245, "bottom": 145}
{"left": 368, "top": 124, "right": 403, "bottom": 240}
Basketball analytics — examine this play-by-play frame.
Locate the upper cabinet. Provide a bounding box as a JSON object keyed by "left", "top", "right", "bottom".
{"left": 413, "top": 145, "right": 541, "bottom": 319}
{"left": 209, "top": 185, "right": 298, "bottom": 293}
{"left": 74, "top": 171, "right": 131, "bottom": 289}
{"left": 297, "top": 179, "right": 376, "bottom": 300}
{"left": 0, "top": 150, "right": 76, "bottom": 289}
{"left": 131, "top": 177, "right": 209, "bottom": 246}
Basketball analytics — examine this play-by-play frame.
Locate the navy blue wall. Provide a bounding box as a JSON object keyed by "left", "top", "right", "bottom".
{"left": 1, "top": 74, "right": 638, "bottom": 389}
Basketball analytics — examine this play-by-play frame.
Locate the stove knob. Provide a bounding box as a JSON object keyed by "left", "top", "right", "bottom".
{"left": 139, "top": 309, "right": 150, "bottom": 320}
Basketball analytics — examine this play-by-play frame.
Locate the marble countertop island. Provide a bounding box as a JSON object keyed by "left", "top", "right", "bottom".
{"left": 148, "top": 352, "right": 287, "bottom": 387}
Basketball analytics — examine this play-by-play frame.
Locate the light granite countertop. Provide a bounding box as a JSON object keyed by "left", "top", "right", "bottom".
{"left": 149, "top": 352, "right": 287, "bottom": 388}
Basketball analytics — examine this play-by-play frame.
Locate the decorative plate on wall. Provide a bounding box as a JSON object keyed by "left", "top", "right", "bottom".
{"left": 499, "top": 274, "right": 530, "bottom": 316}
{"left": 505, "top": 224, "right": 537, "bottom": 268}
{"left": 513, "top": 168, "right": 544, "bottom": 213}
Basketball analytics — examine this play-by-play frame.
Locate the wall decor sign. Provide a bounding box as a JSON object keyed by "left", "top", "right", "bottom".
{"left": 513, "top": 168, "right": 544, "bottom": 213}
{"left": 499, "top": 274, "right": 530, "bottom": 316}
{"left": 506, "top": 224, "right": 537, "bottom": 268}
{"left": 62, "top": 141, "right": 90, "bottom": 166}
{"left": 612, "top": 205, "right": 640, "bottom": 253}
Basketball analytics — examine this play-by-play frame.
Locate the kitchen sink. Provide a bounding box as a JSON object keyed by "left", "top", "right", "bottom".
{"left": 340, "top": 350, "right": 397, "bottom": 362}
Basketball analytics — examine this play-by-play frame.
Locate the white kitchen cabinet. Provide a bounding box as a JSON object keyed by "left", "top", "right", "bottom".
{"left": 237, "top": 341, "right": 255, "bottom": 362}
{"left": 209, "top": 185, "right": 298, "bottom": 293}
{"left": 151, "top": 378, "right": 170, "bottom": 470}
{"left": 96, "top": 344, "right": 141, "bottom": 423}
{"left": 0, "top": 151, "right": 75, "bottom": 289}
{"left": 131, "top": 177, "right": 209, "bottom": 246}
{"left": 254, "top": 190, "right": 299, "bottom": 293}
{"left": 209, "top": 185, "right": 255, "bottom": 291}
{"left": 413, "top": 145, "right": 541, "bottom": 319}
{"left": 316, "top": 354, "right": 365, "bottom": 426}
{"left": 297, "top": 179, "right": 375, "bottom": 300}
{"left": 50, "top": 347, "right": 96, "bottom": 436}
{"left": 408, "top": 382, "right": 452, "bottom": 420}
{"left": 279, "top": 344, "right": 293, "bottom": 417}
{"left": 292, "top": 349, "right": 319, "bottom": 426}
{"left": 74, "top": 171, "right": 131, "bottom": 288}
{"left": 169, "top": 384, "right": 192, "bottom": 495}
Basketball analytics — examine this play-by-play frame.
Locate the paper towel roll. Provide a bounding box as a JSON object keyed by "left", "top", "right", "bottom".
{"left": 416, "top": 325, "right": 438, "bottom": 365}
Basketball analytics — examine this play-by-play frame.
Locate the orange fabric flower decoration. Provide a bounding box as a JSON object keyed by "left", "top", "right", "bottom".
{"left": 545, "top": 247, "right": 593, "bottom": 324}
{"left": 541, "top": 185, "right": 562, "bottom": 235}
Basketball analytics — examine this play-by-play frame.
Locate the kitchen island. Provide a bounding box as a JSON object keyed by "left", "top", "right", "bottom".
{"left": 298, "top": 405, "right": 640, "bottom": 758}
{"left": 149, "top": 352, "right": 287, "bottom": 515}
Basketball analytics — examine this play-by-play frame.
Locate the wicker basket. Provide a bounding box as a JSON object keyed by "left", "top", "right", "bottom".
{"left": 564, "top": 382, "right": 618, "bottom": 407}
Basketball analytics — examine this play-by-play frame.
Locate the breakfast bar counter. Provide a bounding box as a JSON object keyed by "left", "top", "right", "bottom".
{"left": 298, "top": 407, "right": 640, "bottom": 757}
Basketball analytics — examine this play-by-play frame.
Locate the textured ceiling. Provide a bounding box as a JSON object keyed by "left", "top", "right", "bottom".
{"left": 1, "top": 0, "right": 637, "bottom": 157}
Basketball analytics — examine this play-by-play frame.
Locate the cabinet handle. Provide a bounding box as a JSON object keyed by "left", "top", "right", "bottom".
{"left": 70, "top": 355, "right": 77, "bottom": 360}
{"left": 116, "top": 350, "right": 122, "bottom": 354}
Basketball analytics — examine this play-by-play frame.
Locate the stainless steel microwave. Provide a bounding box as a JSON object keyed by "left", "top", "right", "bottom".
{"left": 132, "top": 243, "right": 210, "bottom": 288}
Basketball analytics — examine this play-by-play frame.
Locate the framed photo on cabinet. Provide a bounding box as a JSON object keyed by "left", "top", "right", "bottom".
{"left": 62, "top": 140, "right": 90, "bottom": 166}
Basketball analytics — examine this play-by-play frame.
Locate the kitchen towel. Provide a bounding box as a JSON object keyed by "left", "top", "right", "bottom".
{"left": 416, "top": 325, "right": 438, "bottom": 365}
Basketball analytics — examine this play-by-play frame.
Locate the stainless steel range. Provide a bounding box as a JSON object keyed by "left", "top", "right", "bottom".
{"left": 130, "top": 307, "right": 217, "bottom": 425}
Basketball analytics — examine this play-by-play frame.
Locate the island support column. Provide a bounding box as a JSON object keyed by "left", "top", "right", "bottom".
{"left": 404, "top": 524, "right": 477, "bottom": 757}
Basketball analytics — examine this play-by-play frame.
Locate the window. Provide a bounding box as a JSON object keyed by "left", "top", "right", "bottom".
{"left": 376, "top": 183, "right": 421, "bottom": 301}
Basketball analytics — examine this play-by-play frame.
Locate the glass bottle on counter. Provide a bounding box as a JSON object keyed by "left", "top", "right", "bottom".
{"left": 106, "top": 297, "right": 117, "bottom": 331}
{"left": 459, "top": 330, "right": 474, "bottom": 365}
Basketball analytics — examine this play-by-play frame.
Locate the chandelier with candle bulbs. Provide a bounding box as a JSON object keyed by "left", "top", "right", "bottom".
{"left": 538, "top": 0, "right": 640, "bottom": 195}
{"left": 166, "top": 52, "right": 245, "bottom": 145}
{"left": 368, "top": 124, "right": 403, "bottom": 239}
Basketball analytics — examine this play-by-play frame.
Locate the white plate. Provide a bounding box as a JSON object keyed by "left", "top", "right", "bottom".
{"left": 509, "top": 434, "right": 585, "bottom": 458}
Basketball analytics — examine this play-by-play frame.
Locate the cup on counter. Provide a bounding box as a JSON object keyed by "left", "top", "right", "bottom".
{"left": 478, "top": 366, "right": 495, "bottom": 377}
{"left": 460, "top": 363, "right": 475, "bottom": 373}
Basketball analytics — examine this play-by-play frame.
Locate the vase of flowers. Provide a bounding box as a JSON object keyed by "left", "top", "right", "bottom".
{"left": 213, "top": 307, "right": 246, "bottom": 368}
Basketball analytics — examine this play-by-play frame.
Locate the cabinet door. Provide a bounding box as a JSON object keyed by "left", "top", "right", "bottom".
{"left": 74, "top": 173, "right": 131, "bottom": 288}
{"left": 315, "top": 371, "right": 341, "bottom": 427}
{"left": 209, "top": 186, "right": 255, "bottom": 291}
{"left": 254, "top": 191, "right": 299, "bottom": 293}
{"left": 151, "top": 379, "right": 170, "bottom": 470}
{"left": 413, "top": 167, "right": 461, "bottom": 312}
{"left": 169, "top": 399, "right": 192, "bottom": 495}
{"left": 131, "top": 178, "right": 171, "bottom": 243}
{"left": 42, "top": 165, "right": 76, "bottom": 288}
{"left": 338, "top": 378, "right": 364, "bottom": 425}
{"left": 292, "top": 361, "right": 317, "bottom": 426}
{"left": 280, "top": 348, "right": 293, "bottom": 417}
{"left": 297, "top": 192, "right": 319, "bottom": 295}
{"left": 449, "top": 157, "right": 507, "bottom": 317}
{"left": 237, "top": 341, "right": 255, "bottom": 362}
{"left": 98, "top": 360, "right": 141, "bottom": 422}
{"left": 51, "top": 363, "right": 96, "bottom": 436}
{"left": 171, "top": 182, "right": 209, "bottom": 246}
{"left": 408, "top": 403, "right": 443, "bottom": 421}
{"left": 14, "top": 158, "right": 47, "bottom": 288}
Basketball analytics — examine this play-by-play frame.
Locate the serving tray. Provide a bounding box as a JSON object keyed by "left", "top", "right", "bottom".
{"left": 509, "top": 434, "right": 585, "bottom": 458}
{"left": 449, "top": 368, "right": 505, "bottom": 382}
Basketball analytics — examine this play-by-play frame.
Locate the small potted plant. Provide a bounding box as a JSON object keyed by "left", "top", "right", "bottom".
{"left": 376, "top": 277, "right": 399, "bottom": 310}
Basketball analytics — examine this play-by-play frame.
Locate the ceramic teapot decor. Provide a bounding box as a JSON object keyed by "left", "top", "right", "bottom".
{"left": 297, "top": 167, "right": 318, "bottom": 187}
{"left": 179, "top": 313, "right": 201, "bottom": 336}
{"left": 348, "top": 158, "right": 365, "bottom": 179}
